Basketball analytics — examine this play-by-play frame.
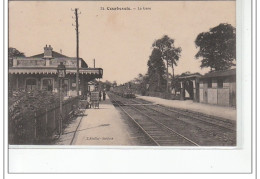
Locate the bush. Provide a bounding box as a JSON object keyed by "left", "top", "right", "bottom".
{"left": 9, "top": 90, "right": 61, "bottom": 144}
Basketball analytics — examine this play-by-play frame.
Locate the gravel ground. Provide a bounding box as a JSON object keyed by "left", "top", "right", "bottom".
{"left": 137, "top": 95, "right": 236, "bottom": 120}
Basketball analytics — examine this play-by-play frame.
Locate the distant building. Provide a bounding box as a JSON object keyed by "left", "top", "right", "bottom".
{"left": 199, "top": 69, "right": 236, "bottom": 107}
{"left": 176, "top": 69, "right": 236, "bottom": 107}
{"left": 9, "top": 45, "right": 103, "bottom": 96}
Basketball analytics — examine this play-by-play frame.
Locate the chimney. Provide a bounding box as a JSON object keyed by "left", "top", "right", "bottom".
{"left": 43, "top": 45, "right": 53, "bottom": 58}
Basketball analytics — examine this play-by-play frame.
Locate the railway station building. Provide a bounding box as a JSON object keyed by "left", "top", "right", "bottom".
{"left": 8, "top": 45, "right": 103, "bottom": 96}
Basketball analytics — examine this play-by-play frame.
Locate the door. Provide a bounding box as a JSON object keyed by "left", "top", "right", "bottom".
{"left": 26, "top": 79, "right": 37, "bottom": 91}
{"left": 63, "top": 79, "right": 69, "bottom": 96}
{"left": 42, "top": 79, "right": 53, "bottom": 91}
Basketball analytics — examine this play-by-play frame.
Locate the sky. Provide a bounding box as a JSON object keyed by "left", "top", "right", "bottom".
{"left": 9, "top": 1, "right": 236, "bottom": 84}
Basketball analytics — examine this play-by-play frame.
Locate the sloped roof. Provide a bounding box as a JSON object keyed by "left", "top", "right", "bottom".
{"left": 178, "top": 74, "right": 202, "bottom": 79}
{"left": 175, "top": 72, "right": 202, "bottom": 80}
{"left": 26, "top": 51, "right": 88, "bottom": 68}
{"left": 202, "top": 69, "right": 236, "bottom": 78}
{"left": 29, "top": 51, "right": 69, "bottom": 58}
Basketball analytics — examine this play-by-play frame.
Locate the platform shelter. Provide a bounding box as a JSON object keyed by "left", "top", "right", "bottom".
{"left": 178, "top": 74, "right": 201, "bottom": 102}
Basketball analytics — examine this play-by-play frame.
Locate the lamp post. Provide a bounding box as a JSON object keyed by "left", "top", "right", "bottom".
{"left": 57, "top": 62, "right": 66, "bottom": 135}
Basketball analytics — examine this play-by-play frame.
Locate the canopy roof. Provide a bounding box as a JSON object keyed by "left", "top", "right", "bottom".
{"left": 9, "top": 67, "right": 103, "bottom": 78}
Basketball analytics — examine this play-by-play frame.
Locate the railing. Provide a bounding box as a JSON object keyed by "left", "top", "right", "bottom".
{"left": 34, "top": 97, "right": 79, "bottom": 144}
{"left": 9, "top": 96, "right": 80, "bottom": 144}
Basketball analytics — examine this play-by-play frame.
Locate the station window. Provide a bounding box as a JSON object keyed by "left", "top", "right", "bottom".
{"left": 42, "top": 79, "right": 53, "bottom": 91}
{"left": 217, "top": 79, "right": 223, "bottom": 88}
{"left": 71, "top": 78, "right": 76, "bottom": 90}
{"left": 63, "top": 79, "right": 69, "bottom": 96}
{"left": 208, "top": 79, "right": 212, "bottom": 88}
{"left": 26, "top": 79, "right": 37, "bottom": 91}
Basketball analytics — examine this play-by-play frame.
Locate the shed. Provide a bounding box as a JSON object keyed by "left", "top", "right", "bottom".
{"left": 199, "top": 69, "right": 236, "bottom": 107}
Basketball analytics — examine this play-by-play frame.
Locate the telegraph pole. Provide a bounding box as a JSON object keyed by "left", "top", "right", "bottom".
{"left": 73, "top": 8, "right": 80, "bottom": 96}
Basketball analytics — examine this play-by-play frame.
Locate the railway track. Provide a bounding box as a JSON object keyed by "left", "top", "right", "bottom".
{"left": 159, "top": 104, "right": 235, "bottom": 130}
{"left": 108, "top": 92, "right": 236, "bottom": 146}
{"left": 130, "top": 98, "right": 236, "bottom": 132}
{"left": 131, "top": 101, "right": 236, "bottom": 145}
{"left": 109, "top": 93, "right": 199, "bottom": 146}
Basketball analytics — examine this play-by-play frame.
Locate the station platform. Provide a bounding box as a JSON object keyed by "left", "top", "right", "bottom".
{"left": 55, "top": 95, "right": 137, "bottom": 145}
{"left": 137, "top": 95, "right": 236, "bottom": 121}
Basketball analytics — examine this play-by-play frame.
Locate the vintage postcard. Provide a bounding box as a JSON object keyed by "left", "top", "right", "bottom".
{"left": 5, "top": 0, "right": 253, "bottom": 174}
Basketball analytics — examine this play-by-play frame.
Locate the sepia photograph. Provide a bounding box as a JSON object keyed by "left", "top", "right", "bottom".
{"left": 8, "top": 0, "right": 237, "bottom": 147}
{"left": 4, "top": 0, "right": 257, "bottom": 175}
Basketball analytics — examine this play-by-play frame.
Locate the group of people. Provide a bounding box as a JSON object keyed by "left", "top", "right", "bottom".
{"left": 99, "top": 90, "right": 106, "bottom": 101}
{"left": 80, "top": 90, "right": 106, "bottom": 109}
{"left": 82, "top": 90, "right": 106, "bottom": 101}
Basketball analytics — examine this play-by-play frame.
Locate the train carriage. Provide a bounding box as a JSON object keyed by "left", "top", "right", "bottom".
{"left": 111, "top": 85, "right": 135, "bottom": 98}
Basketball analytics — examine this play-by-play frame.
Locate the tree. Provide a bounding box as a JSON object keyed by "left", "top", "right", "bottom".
{"left": 133, "top": 74, "right": 145, "bottom": 85}
{"left": 195, "top": 23, "right": 236, "bottom": 71}
{"left": 8, "top": 48, "right": 25, "bottom": 96}
{"left": 147, "top": 48, "right": 166, "bottom": 92}
{"left": 104, "top": 80, "right": 112, "bottom": 91}
{"left": 8, "top": 47, "right": 25, "bottom": 67}
{"left": 132, "top": 73, "right": 149, "bottom": 95}
{"left": 152, "top": 35, "right": 182, "bottom": 92}
{"left": 112, "top": 81, "right": 117, "bottom": 87}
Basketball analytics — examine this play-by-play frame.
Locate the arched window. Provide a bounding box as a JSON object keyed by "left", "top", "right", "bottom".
{"left": 42, "top": 79, "right": 53, "bottom": 91}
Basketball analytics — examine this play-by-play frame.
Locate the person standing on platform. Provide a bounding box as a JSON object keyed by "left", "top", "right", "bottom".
{"left": 87, "top": 93, "right": 91, "bottom": 108}
{"left": 99, "top": 91, "right": 102, "bottom": 101}
{"left": 103, "top": 91, "right": 106, "bottom": 100}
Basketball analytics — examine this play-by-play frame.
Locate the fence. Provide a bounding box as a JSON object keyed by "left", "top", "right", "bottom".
{"left": 9, "top": 96, "right": 79, "bottom": 144}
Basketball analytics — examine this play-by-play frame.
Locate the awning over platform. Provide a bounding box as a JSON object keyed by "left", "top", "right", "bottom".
{"left": 8, "top": 67, "right": 103, "bottom": 77}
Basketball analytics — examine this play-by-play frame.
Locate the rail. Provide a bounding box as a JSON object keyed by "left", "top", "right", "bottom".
{"left": 109, "top": 93, "right": 199, "bottom": 146}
